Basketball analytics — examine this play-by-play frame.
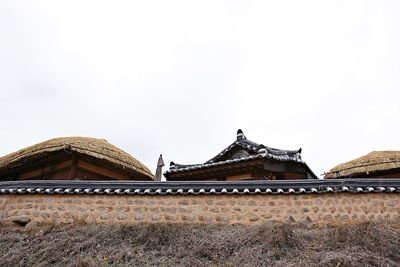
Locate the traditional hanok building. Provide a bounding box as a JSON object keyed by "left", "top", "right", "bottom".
{"left": 164, "top": 129, "right": 317, "bottom": 181}
{"left": 0, "top": 137, "right": 154, "bottom": 181}
{"left": 324, "top": 151, "right": 400, "bottom": 179}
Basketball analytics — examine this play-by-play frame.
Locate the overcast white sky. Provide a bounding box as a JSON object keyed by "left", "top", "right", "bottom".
{"left": 0, "top": 0, "right": 399, "bottom": 178}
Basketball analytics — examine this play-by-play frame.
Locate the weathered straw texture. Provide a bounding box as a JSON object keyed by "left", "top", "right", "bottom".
{"left": 325, "top": 151, "right": 400, "bottom": 179}
{"left": 0, "top": 137, "right": 153, "bottom": 180}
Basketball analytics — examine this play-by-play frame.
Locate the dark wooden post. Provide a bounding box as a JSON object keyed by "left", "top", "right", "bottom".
{"left": 67, "top": 158, "right": 79, "bottom": 180}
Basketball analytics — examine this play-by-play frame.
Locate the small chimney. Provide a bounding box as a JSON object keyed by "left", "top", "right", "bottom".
{"left": 155, "top": 154, "right": 165, "bottom": 181}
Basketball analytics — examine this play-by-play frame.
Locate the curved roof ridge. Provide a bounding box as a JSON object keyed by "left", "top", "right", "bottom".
{"left": 169, "top": 162, "right": 203, "bottom": 169}
{"left": 204, "top": 130, "right": 301, "bottom": 164}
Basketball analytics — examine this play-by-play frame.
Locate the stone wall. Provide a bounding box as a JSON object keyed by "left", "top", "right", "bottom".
{"left": 1, "top": 193, "right": 400, "bottom": 226}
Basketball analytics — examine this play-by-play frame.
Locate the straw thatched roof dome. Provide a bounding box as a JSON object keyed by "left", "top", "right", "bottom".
{"left": 0, "top": 137, "right": 154, "bottom": 180}
{"left": 324, "top": 151, "right": 400, "bottom": 179}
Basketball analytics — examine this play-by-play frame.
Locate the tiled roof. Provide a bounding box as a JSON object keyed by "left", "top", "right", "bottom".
{"left": 1, "top": 179, "right": 400, "bottom": 195}
{"left": 168, "top": 152, "right": 306, "bottom": 173}
{"left": 165, "top": 129, "right": 316, "bottom": 178}
{"left": 204, "top": 131, "right": 301, "bottom": 165}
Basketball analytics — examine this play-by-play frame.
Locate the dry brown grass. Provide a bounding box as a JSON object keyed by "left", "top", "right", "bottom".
{"left": 1, "top": 222, "right": 400, "bottom": 267}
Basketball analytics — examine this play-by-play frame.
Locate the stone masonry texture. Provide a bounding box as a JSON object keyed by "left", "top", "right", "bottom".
{"left": 0, "top": 193, "right": 399, "bottom": 226}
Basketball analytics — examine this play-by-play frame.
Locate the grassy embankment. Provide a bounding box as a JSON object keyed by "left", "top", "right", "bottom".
{"left": 1, "top": 222, "right": 399, "bottom": 266}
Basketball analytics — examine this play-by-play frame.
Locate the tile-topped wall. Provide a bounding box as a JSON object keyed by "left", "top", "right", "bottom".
{"left": 1, "top": 193, "right": 399, "bottom": 226}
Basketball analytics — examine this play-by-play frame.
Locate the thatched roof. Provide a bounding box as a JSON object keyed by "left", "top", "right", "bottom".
{"left": 324, "top": 151, "right": 400, "bottom": 179}
{"left": 0, "top": 137, "right": 154, "bottom": 180}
